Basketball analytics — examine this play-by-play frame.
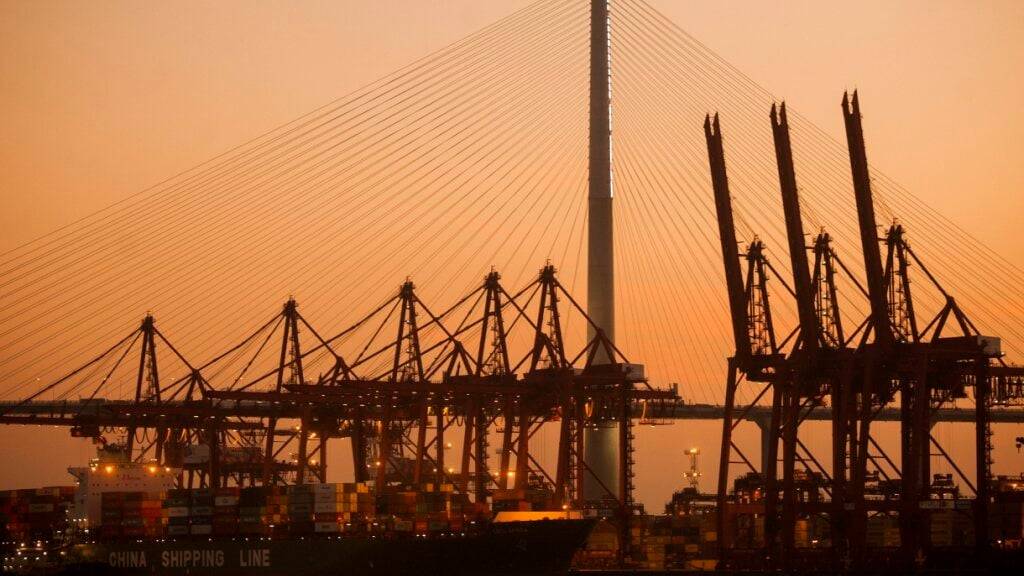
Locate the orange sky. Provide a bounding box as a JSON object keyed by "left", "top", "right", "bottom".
{"left": 1, "top": 0, "right": 1022, "bottom": 510}
{"left": 3, "top": 1, "right": 1022, "bottom": 255}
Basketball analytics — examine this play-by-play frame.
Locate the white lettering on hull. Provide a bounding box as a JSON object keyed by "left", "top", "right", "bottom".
{"left": 158, "top": 549, "right": 225, "bottom": 568}
{"left": 111, "top": 547, "right": 271, "bottom": 569}
{"left": 109, "top": 551, "right": 147, "bottom": 568}
{"left": 240, "top": 549, "right": 271, "bottom": 567}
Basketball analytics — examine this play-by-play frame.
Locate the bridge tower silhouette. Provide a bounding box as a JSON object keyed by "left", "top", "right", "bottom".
{"left": 584, "top": 0, "right": 620, "bottom": 504}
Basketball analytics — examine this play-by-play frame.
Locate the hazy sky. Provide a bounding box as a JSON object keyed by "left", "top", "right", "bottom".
{"left": 1, "top": 1, "right": 1022, "bottom": 509}
{"left": 3, "top": 1, "right": 1022, "bottom": 255}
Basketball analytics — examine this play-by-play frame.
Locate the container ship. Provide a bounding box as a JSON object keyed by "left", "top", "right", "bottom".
{"left": 0, "top": 452, "right": 593, "bottom": 575}
{"left": 4, "top": 447, "right": 1023, "bottom": 574}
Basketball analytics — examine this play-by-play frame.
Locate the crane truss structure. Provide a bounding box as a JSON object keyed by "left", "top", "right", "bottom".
{"left": 0, "top": 265, "right": 676, "bottom": 557}
{"left": 707, "top": 93, "right": 1024, "bottom": 573}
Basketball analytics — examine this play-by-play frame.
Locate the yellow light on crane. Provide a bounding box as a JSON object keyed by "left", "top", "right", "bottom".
{"left": 104, "top": 465, "right": 115, "bottom": 474}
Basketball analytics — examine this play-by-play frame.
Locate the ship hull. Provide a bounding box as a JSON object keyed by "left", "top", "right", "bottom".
{"left": 59, "top": 519, "right": 594, "bottom": 576}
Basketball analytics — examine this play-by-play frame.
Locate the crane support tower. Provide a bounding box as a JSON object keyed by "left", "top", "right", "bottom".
{"left": 705, "top": 90, "right": 1024, "bottom": 573}
{"left": 705, "top": 112, "right": 788, "bottom": 565}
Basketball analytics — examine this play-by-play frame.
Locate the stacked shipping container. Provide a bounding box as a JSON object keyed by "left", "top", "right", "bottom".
{"left": 87, "top": 483, "right": 378, "bottom": 540}
{"left": 0, "top": 487, "right": 75, "bottom": 545}
{"left": 377, "top": 483, "right": 476, "bottom": 533}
